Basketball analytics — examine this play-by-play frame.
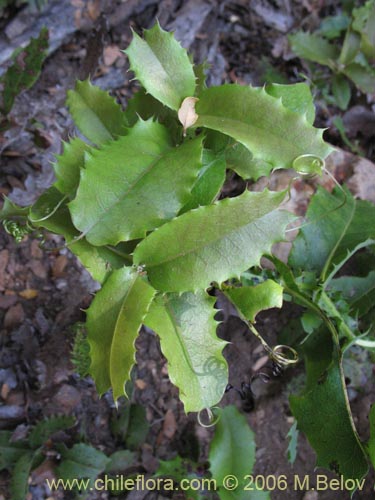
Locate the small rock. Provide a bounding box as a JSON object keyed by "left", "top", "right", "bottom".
{"left": 135, "top": 379, "right": 147, "bottom": 390}
{"left": 28, "top": 259, "right": 47, "bottom": 279}
{"left": 303, "top": 491, "right": 318, "bottom": 500}
{"left": 0, "top": 294, "right": 18, "bottom": 309}
{"left": 52, "top": 254, "right": 68, "bottom": 278}
{"left": 163, "top": 409, "right": 177, "bottom": 439}
{"left": 52, "top": 384, "right": 81, "bottom": 413}
{"left": 4, "top": 303, "right": 25, "bottom": 329}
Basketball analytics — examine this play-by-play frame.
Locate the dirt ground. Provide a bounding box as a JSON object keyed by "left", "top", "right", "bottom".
{"left": 1, "top": 1, "right": 375, "bottom": 499}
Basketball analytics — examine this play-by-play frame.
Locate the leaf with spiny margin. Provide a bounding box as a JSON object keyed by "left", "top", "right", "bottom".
{"left": 28, "top": 416, "right": 75, "bottom": 448}
{"left": 343, "top": 61, "right": 375, "bottom": 94}
{"left": 69, "top": 119, "right": 203, "bottom": 246}
{"left": 53, "top": 137, "right": 90, "bottom": 199}
{"left": 144, "top": 291, "right": 228, "bottom": 412}
{"left": 123, "top": 87, "right": 179, "bottom": 135}
{"left": 265, "top": 82, "right": 315, "bottom": 124}
{"left": 329, "top": 271, "right": 375, "bottom": 317}
{"left": 289, "top": 186, "right": 375, "bottom": 278}
{"left": 194, "top": 85, "right": 332, "bottom": 171}
{"left": 0, "top": 196, "right": 29, "bottom": 221}
{"left": 226, "top": 142, "right": 273, "bottom": 180}
{"left": 30, "top": 188, "right": 128, "bottom": 284}
{"left": 11, "top": 452, "right": 37, "bottom": 500}
{"left": 0, "top": 431, "right": 29, "bottom": 471}
{"left": 225, "top": 280, "right": 283, "bottom": 322}
{"left": 288, "top": 32, "right": 339, "bottom": 67}
{"left": 209, "top": 405, "right": 270, "bottom": 500}
{"left": 134, "top": 189, "right": 294, "bottom": 292}
{"left": 66, "top": 79, "right": 127, "bottom": 145}
{"left": 1, "top": 27, "right": 49, "bottom": 115}
{"left": 290, "top": 332, "right": 368, "bottom": 486}
{"left": 125, "top": 22, "right": 196, "bottom": 111}
{"left": 57, "top": 443, "right": 110, "bottom": 483}
{"left": 87, "top": 267, "right": 155, "bottom": 399}
{"left": 179, "top": 150, "right": 226, "bottom": 213}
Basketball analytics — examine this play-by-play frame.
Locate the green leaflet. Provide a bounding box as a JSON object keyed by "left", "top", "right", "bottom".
{"left": 329, "top": 271, "right": 375, "bottom": 317}
{"left": 66, "top": 79, "right": 127, "bottom": 145}
{"left": 30, "top": 189, "right": 127, "bottom": 284}
{"left": 144, "top": 291, "right": 228, "bottom": 412}
{"left": 0, "top": 197, "right": 29, "bottom": 221}
{"left": 225, "top": 280, "right": 283, "bottom": 322}
{"left": 0, "top": 432, "right": 29, "bottom": 471}
{"left": 209, "top": 406, "right": 269, "bottom": 500}
{"left": 194, "top": 85, "right": 332, "bottom": 171}
{"left": 332, "top": 74, "right": 351, "bottom": 110}
{"left": 290, "top": 334, "right": 368, "bottom": 486}
{"left": 265, "top": 82, "right": 315, "bottom": 124}
{"left": 57, "top": 443, "right": 110, "bottom": 483}
{"left": 288, "top": 32, "right": 339, "bottom": 67}
{"left": 352, "top": 0, "right": 375, "bottom": 60}
{"left": 69, "top": 119, "right": 203, "bottom": 246}
{"left": 289, "top": 186, "right": 375, "bottom": 279}
{"left": 343, "top": 62, "right": 375, "bottom": 94}
{"left": 134, "top": 189, "right": 294, "bottom": 292}
{"left": 125, "top": 22, "right": 196, "bottom": 111}
{"left": 28, "top": 416, "right": 75, "bottom": 448}
{"left": 0, "top": 27, "right": 49, "bottom": 115}
{"left": 11, "top": 452, "right": 36, "bottom": 500}
{"left": 179, "top": 150, "right": 226, "bottom": 213}
{"left": 87, "top": 267, "right": 155, "bottom": 400}
{"left": 53, "top": 137, "right": 91, "bottom": 199}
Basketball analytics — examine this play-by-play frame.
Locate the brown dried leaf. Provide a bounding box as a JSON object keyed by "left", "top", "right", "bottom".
{"left": 163, "top": 409, "right": 177, "bottom": 439}
{"left": 178, "top": 97, "right": 199, "bottom": 135}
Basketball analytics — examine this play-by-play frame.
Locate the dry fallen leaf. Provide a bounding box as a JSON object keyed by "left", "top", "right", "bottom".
{"left": 19, "top": 289, "right": 38, "bottom": 300}
{"left": 178, "top": 97, "right": 199, "bottom": 136}
{"left": 163, "top": 409, "right": 177, "bottom": 439}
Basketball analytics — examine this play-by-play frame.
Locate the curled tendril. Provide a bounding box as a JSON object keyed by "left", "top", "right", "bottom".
{"left": 292, "top": 154, "right": 325, "bottom": 178}
{"left": 3, "top": 220, "right": 34, "bottom": 243}
{"left": 197, "top": 406, "right": 221, "bottom": 428}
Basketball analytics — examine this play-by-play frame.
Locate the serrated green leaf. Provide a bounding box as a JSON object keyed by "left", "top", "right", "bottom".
{"left": 53, "top": 137, "right": 91, "bottom": 198}
{"left": 28, "top": 416, "right": 75, "bottom": 449}
{"left": 66, "top": 79, "right": 127, "bottom": 145}
{"left": 134, "top": 189, "right": 294, "bottom": 292}
{"left": 57, "top": 443, "right": 110, "bottom": 482}
{"left": 144, "top": 291, "right": 228, "bottom": 412}
{"left": 226, "top": 142, "right": 273, "bottom": 181}
{"left": 329, "top": 271, "right": 375, "bottom": 317}
{"left": 0, "top": 196, "right": 29, "bottom": 221}
{"left": 225, "top": 280, "right": 283, "bottom": 322}
{"left": 265, "top": 82, "right": 315, "bottom": 124}
{"left": 123, "top": 87, "right": 180, "bottom": 141}
{"left": 69, "top": 119, "right": 203, "bottom": 246}
{"left": 105, "top": 450, "right": 135, "bottom": 474}
{"left": 194, "top": 85, "right": 332, "bottom": 171}
{"left": 290, "top": 338, "right": 368, "bottom": 486}
{"left": 125, "top": 22, "right": 196, "bottom": 111}
{"left": 0, "top": 431, "right": 29, "bottom": 471}
{"left": 352, "top": 0, "right": 375, "bottom": 59}
{"left": 332, "top": 74, "right": 351, "bottom": 110}
{"left": 10, "top": 452, "right": 35, "bottom": 500}
{"left": 318, "top": 13, "right": 350, "bottom": 39}
{"left": 339, "top": 29, "right": 361, "bottom": 65}
{"left": 1, "top": 27, "right": 48, "bottom": 115}
{"left": 111, "top": 403, "right": 149, "bottom": 450}
{"left": 38, "top": 207, "right": 129, "bottom": 284}
{"left": 180, "top": 150, "right": 226, "bottom": 213}
{"left": 87, "top": 267, "right": 155, "bottom": 399}
{"left": 343, "top": 62, "right": 375, "bottom": 94}
{"left": 209, "top": 405, "right": 270, "bottom": 500}
{"left": 289, "top": 186, "right": 375, "bottom": 279}
{"left": 288, "top": 32, "right": 339, "bottom": 66}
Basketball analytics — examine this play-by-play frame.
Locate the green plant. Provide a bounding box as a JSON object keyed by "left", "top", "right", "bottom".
{"left": 2, "top": 22, "right": 375, "bottom": 493}
{"left": 289, "top": 0, "right": 375, "bottom": 110}
{"left": 0, "top": 416, "right": 75, "bottom": 500}
{"left": 0, "top": 27, "right": 49, "bottom": 124}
